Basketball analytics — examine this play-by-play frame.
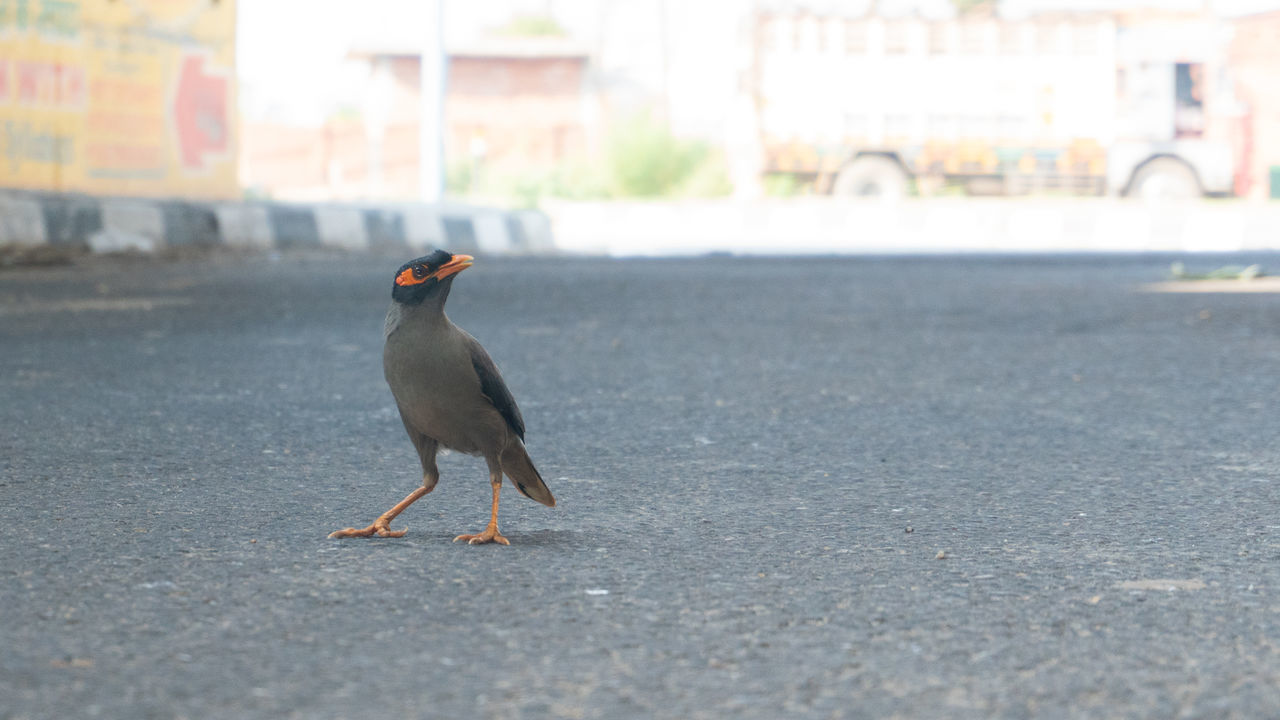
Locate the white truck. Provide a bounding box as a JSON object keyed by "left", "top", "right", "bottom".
{"left": 753, "top": 7, "right": 1240, "bottom": 198}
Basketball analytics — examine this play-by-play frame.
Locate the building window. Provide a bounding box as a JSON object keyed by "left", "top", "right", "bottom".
{"left": 929, "top": 24, "right": 949, "bottom": 55}
{"left": 1073, "top": 22, "right": 1099, "bottom": 56}
{"left": 885, "top": 21, "right": 908, "bottom": 54}
{"left": 793, "top": 14, "right": 807, "bottom": 52}
{"left": 959, "top": 22, "right": 986, "bottom": 55}
{"left": 999, "top": 23, "right": 1025, "bottom": 54}
{"left": 759, "top": 15, "right": 779, "bottom": 51}
{"left": 845, "top": 20, "right": 868, "bottom": 55}
{"left": 1034, "top": 22, "right": 1059, "bottom": 54}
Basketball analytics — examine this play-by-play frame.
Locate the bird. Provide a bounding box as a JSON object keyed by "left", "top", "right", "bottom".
{"left": 329, "top": 250, "right": 555, "bottom": 545}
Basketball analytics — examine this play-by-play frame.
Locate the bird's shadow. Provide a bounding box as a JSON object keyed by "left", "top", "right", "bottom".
{"left": 428, "top": 529, "right": 578, "bottom": 547}
{"left": 504, "top": 529, "right": 578, "bottom": 547}
{"left": 324, "top": 529, "right": 579, "bottom": 548}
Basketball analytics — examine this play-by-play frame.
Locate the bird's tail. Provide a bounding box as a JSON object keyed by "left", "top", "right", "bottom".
{"left": 502, "top": 441, "right": 556, "bottom": 507}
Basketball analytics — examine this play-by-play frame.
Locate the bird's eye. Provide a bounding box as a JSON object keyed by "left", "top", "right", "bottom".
{"left": 412, "top": 265, "right": 427, "bottom": 279}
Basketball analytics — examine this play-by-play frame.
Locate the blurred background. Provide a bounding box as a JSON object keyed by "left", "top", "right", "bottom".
{"left": 4, "top": 0, "right": 1280, "bottom": 254}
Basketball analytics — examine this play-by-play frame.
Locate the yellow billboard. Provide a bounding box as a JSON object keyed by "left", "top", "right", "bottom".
{"left": 0, "top": 0, "right": 237, "bottom": 199}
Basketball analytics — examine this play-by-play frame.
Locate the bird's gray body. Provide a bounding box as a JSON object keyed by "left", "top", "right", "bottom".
{"left": 383, "top": 302, "right": 509, "bottom": 457}
{"left": 382, "top": 299, "right": 554, "bottom": 506}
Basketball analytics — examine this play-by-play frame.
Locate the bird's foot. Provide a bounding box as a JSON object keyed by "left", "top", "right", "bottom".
{"left": 328, "top": 520, "right": 407, "bottom": 539}
{"left": 453, "top": 526, "right": 510, "bottom": 546}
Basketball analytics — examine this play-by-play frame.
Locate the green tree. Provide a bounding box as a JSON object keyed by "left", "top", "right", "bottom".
{"left": 606, "top": 114, "right": 710, "bottom": 197}
{"left": 497, "top": 15, "right": 566, "bottom": 37}
{"left": 951, "top": 0, "right": 994, "bottom": 15}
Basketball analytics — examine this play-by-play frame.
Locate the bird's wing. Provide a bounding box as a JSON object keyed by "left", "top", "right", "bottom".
{"left": 462, "top": 332, "right": 526, "bottom": 441}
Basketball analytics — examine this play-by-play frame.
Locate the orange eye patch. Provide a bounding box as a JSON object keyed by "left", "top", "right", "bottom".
{"left": 395, "top": 267, "right": 429, "bottom": 286}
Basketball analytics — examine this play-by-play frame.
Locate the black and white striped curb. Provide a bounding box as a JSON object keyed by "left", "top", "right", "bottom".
{"left": 0, "top": 191, "right": 554, "bottom": 255}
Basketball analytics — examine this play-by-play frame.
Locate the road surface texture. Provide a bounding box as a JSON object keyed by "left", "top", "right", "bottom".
{"left": 3, "top": 250, "right": 1280, "bottom": 719}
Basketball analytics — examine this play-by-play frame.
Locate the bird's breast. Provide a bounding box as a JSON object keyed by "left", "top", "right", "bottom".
{"left": 383, "top": 319, "right": 503, "bottom": 455}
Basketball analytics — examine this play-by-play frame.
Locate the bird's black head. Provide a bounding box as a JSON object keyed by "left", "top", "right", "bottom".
{"left": 391, "top": 250, "right": 474, "bottom": 306}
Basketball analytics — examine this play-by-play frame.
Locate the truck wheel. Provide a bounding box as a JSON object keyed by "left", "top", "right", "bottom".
{"left": 832, "top": 156, "right": 909, "bottom": 198}
{"left": 1126, "top": 158, "right": 1201, "bottom": 200}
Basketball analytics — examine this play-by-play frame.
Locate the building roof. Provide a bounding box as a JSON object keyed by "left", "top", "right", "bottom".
{"left": 349, "top": 34, "right": 590, "bottom": 60}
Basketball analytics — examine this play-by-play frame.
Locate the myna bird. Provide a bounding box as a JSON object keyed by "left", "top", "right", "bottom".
{"left": 329, "top": 250, "right": 555, "bottom": 545}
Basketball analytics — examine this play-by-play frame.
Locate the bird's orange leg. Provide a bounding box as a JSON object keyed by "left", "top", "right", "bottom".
{"left": 329, "top": 484, "right": 432, "bottom": 539}
{"left": 454, "top": 472, "right": 509, "bottom": 546}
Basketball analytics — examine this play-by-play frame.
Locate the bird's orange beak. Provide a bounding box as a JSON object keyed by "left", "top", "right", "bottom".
{"left": 434, "top": 254, "right": 474, "bottom": 280}
{"left": 395, "top": 254, "right": 474, "bottom": 287}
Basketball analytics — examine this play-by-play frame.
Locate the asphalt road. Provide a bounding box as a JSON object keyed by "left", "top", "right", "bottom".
{"left": 3, "top": 250, "right": 1280, "bottom": 719}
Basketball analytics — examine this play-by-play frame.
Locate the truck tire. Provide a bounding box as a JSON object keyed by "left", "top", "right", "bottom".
{"left": 1126, "top": 158, "right": 1202, "bottom": 200}
{"left": 832, "top": 155, "right": 909, "bottom": 198}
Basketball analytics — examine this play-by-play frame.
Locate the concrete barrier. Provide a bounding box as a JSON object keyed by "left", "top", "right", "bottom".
{"left": 0, "top": 194, "right": 46, "bottom": 246}
{"left": 215, "top": 203, "right": 274, "bottom": 249}
{"left": 0, "top": 191, "right": 553, "bottom": 256}
{"left": 8, "top": 191, "right": 1279, "bottom": 258}
{"left": 314, "top": 207, "right": 369, "bottom": 251}
{"left": 96, "top": 199, "right": 164, "bottom": 252}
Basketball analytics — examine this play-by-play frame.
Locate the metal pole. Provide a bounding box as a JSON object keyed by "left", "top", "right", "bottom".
{"left": 420, "top": 0, "right": 446, "bottom": 203}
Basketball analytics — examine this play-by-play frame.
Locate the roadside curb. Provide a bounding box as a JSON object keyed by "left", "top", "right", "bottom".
{"left": 544, "top": 197, "right": 1280, "bottom": 256}
{"left": 0, "top": 191, "right": 554, "bottom": 256}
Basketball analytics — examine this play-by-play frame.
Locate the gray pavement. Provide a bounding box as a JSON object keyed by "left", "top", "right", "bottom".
{"left": 3, "top": 250, "right": 1280, "bottom": 719}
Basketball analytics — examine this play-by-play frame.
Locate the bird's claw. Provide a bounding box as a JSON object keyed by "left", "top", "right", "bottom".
{"left": 328, "top": 523, "right": 407, "bottom": 539}
{"left": 453, "top": 529, "right": 510, "bottom": 545}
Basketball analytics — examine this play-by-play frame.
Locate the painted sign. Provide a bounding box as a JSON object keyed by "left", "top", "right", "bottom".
{"left": 0, "top": 0, "right": 237, "bottom": 199}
